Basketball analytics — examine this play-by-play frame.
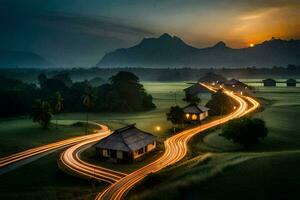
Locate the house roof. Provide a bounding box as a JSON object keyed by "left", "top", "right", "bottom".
{"left": 287, "top": 78, "right": 296, "bottom": 83}
{"left": 262, "top": 78, "right": 276, "bottom": 83}
{"left": 225, "top": 79, "right": 248, "bottom": 87}
{"left": 183, "top": 83, "right": 210, "bottom": 95}
{"left": 94, "top": 124, "right": 156, "bottom": 152}
{"left": 183, "top": 103, "right": 210, "bottom": 114}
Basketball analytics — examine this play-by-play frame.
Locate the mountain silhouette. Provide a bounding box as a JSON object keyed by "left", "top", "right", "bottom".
{"left": 0, "top": 51, "right": 53, "bottom": 68}
{"left": 97, "top": 34, "right": 300, "bottom": 68}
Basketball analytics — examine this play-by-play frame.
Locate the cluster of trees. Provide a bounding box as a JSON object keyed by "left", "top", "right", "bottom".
{"left": 0, "top": 71, "right": 156, "bottom": 128}
{"left": 220, "top": 117, "right": 268, "bottom": 148}
{"left": 205, "top": 89, "right": 236, "bottom": 116}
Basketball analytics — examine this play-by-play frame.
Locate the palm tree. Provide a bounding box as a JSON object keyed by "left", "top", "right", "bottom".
{"left": 30, "top": 99, "right": 53, "bottom": 129}
{"left": 53, "top": 92, "right": 63, "bottom": 129}
{"left": 82, "top": 87, "right": 97, "bottom": 134}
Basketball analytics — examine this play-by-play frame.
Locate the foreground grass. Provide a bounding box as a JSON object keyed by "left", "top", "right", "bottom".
{"left": 0, "top": 151, "right": 108, "bottom": 200}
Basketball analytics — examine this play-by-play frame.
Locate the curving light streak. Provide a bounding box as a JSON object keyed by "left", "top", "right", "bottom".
{"left": 0, "top": 123, "right": 110, "bottom": 169}
{"left": 59, "top": 133, "right": 127, "bottom": 183}
{"left": 95, "top": 84, "right": 260, "bottom": 200}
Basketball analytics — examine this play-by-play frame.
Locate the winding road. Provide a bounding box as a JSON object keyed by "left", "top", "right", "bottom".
{"left": 59, "top": 83, "right": 260, "bottom": 200}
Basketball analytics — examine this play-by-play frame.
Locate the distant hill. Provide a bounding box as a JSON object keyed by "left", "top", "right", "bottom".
{"left": 97, "top": 33, "right": 300, "bottom": 68}
{"left": 0, "top": 51, "right": 53, "bottom": 68}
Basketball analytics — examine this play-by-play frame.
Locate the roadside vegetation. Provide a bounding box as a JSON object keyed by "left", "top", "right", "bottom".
{"left": 205, "top": 89, "right": 236, "bottom": 116}
{"left": 220, "top": 117, "right": 268, "bottom": 149}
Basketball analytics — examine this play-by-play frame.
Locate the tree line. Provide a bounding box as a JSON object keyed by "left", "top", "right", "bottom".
{"left": 0, "top": 71, "right": 156, "bottom": 128}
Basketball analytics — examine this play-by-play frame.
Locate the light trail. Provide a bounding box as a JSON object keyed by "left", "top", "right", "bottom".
{"left": 95, "top": 83, "right": 260, "bottom": 200}
{"left": 0, "top": 123, "right": 110, "bottom": 169}
{"left": 59, "top": 133, "right": 127, "bottom": 183}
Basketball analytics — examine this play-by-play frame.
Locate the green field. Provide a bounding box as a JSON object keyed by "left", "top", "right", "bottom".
{"left": 0, "top": 82, "right": 193, "bottom": 200}
{"left": 0, "top": 118, "right": 100, "bottom": 157}
{"left": 127, "top": 86, "right": 300, "bottom": 200}
{"left": 58, "top": 82, "right": 209, "bottom": 137}
{"left": 2, "top": 81, "right": 299, "bottom": 200}
{"left": 0, "top": 151, "right": 108, "bottom": 200}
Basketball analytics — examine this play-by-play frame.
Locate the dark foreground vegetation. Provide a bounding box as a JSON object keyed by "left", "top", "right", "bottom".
{"left": 220, "top": 117, "right": 268, "bottom": 148}
{"left": 0, "top": 71, "right": 155, "bottom": 119}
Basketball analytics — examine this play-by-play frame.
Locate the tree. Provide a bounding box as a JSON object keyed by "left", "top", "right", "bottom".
{"left": 166, "top": 106, "right": 184, "bottom": 129}
{"left": 82, "top": 86, "right": 97, "bottom": 134}
{"left": 183, "top": 93, "right": 201, "bottom": 104}
{"left": 30, "top": 99, "right": 53, "bottom": 129}
{"left": 38, "top": 73, "right": 47, "bottom": 89}
{"left": 100, "top": 71, "right": 155, "bottom": 111}
{"left": 219, "top": 117, "right": 268, "bottom": 149}
{"left": 205, "top": 89, "right": 235, "bottom": 116}
{"left": 52, "top": 92, "right": 63, "bottom": 129}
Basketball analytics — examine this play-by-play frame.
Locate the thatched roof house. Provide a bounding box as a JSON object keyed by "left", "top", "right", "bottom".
{"left": 94, "top": 124, "right": 156, "bottom": 162}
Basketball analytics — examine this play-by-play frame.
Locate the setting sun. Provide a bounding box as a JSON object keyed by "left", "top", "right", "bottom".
{"left": 249, "top": 43, "right": 255, "bottom": 47}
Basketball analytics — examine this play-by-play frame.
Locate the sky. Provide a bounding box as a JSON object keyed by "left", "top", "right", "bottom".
{"left": 1, "top": 0, "right": 300, "bottom": 67}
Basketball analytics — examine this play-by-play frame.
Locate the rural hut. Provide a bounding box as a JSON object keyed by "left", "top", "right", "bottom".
{"left": 94, "top": 124, "right": 156, "bottom": 163}
{"left": 262, "top": 78, "right": 276, "bottom": 87}
{"left": 183, "top": 103, "right": 210, "bottom": 122}
{"left": 286, "top": 78, "right": 296, "bottom": 87}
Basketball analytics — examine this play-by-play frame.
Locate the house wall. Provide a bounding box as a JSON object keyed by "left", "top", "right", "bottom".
{"left": 133, "top": 141, "right": 156, "bottom": 160}
{"left": 199, "top": 111, "right": 208, "bottom": 120}
{"left": 98, "top": 141, "right": 156, "bottom": 161}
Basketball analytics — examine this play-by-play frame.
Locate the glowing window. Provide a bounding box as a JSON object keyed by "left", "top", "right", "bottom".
{"left": 185, "top": 113, "right": 190, "bottom": 119}
{"left": 192, "top": 114, "right": 197, "bottom": 120}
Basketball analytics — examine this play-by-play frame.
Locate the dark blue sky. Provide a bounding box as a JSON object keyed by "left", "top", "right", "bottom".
{"left": 1, "top": 0, "right": 299, "bottom": 67}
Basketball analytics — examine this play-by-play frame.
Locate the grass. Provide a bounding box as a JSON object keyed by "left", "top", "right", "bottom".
{"left": 0, "top": 118, "right": 100, "bottom": 157}
{"left": 0, "top": 151, "right": 108, "bottom": 200}
{"left": 58, "top": 82, "right": 200, "bottom": 137}
{"left": 126, "top": 86, "right": 300, "bottom": 200}
{"left": 0, "top": 82, "right": 195, "bottom": 200}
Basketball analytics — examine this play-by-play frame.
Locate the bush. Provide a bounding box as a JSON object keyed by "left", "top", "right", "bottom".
{"left": 220, "top": 117, "right": 268, "bottom": 148}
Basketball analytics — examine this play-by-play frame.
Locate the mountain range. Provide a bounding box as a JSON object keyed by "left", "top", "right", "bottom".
{"left": 97, "top": 33, "right": 300, "bottom": 68}
{"left": 0, "top": 51, "right": 53, "bottom": 68}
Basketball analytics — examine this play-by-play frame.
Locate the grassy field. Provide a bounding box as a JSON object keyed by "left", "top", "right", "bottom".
{"left": 0, "top": 118, "right": 100, "bottom": 157}
{"left": 59, "top": 82, "right": 210, "bottom": 137}
{"left": 0, "top": 151, "right": 108, "bottom": 200}
{"left": 127, "top": 86, "right": 300, "bottom": 200}
{"left": 0, "top": 82, "right": 194, "bottom": 200}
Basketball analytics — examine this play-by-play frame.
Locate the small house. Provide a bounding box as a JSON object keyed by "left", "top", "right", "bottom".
{"left": 183, "top": 103, "right": 210, "bottom": 122}
{"left": 286, "top": 78, "right": 296, "bottom": 87}
{"left": 94, "top": 124, "right": 156, "bottom": 163}
{"left": 262, "top": 78, "right": 276, "bottom": 87}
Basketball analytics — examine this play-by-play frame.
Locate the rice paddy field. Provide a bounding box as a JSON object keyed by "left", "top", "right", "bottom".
{"left": 127, "top": 84, "right": 300, "bottom": 200}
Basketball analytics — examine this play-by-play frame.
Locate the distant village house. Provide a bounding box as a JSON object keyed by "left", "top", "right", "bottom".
{"left": 94, "top": 124, "right": 156, "bottom": 163}
{"left": 286, "top": 78, "right": 296, "bottom": 87}
{"left": 263, "top": 78, "right": 276, "bottom": 87}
